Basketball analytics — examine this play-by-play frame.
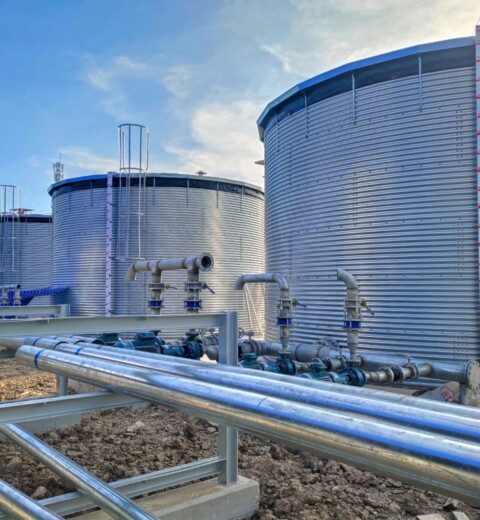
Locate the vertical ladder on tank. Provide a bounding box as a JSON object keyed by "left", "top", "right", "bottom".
{"left": 0, "top": 186, "right": 22, "bottom": 288}
{"left": 116, "top": 124, "right": 149, "bottom": 315}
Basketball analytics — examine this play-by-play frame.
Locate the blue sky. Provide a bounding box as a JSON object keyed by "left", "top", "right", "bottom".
{"left": 0, "top": 0, "right": 478, "bottom": 213}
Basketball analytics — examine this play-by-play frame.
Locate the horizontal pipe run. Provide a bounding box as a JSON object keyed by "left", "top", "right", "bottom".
{"left": 235, "top": 273, "right": 289, "bottom": 294}
{"left": 51, "top": 335, "right": 104, "bottom": 345}
{"left": 16, "top": 345, "right": 480, "bottom": 505}
{"left": 356, "top": 352, "right": 480, "bottom": 391}
{"left": 56, "top": 343, "right": 480, "bottom": 442}
{"left": 0, "top": 314, "right": 225, "bottom": 338}
{"left": 0, "top": 479, "right": 61, "bottom": 520}
{"left": 245, "top": 340, "right": 478, "bottom": 389}
{"left": 0, "top": 423, "right": 155, "bottom": 520}
{"left": 3, "top": 336, "right": 480, "bottom": 422}
{"left": 46, "top": 341, "right": 480, "bottom": 422}
{"left": 126, "top": 253, "right": 213, "bottom": 281}
{"left": 364, "top": 364, "right": 431, "bottom": 385}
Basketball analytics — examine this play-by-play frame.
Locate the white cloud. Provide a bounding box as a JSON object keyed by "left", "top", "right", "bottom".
{"left": 114, "top": 56, "right": 148, "bottom": 72}
{"left": 86, "top": 68, "right": 114, "bottom": 91}
{"left": 165, "top": 100, "right": 264, "bottom": 187}
{"left": 162, "top": 65, "right": 193, "bottom": 99}
{"left": 59, "top": 146, "right": 116, "bottom": 174}
{"left": 83, "top": 55, "right": 150, "bottom": 119}
{"left": 261, "top": 0, "right": 478, "bottom": 79}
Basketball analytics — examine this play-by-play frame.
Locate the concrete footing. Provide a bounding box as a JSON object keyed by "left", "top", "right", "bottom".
{"left": 81, "top": 476, "right": 259, "bottom": 519}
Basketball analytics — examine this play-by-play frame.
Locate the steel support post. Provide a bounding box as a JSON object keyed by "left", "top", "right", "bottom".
{"left": 56, "top": 375, "right": 68, "bottom": 396}
{"left": 217, "top": 311, "right": 239, "bottom": 486}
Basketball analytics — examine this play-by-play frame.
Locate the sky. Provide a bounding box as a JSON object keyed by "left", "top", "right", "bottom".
{"left": 0, "top": 0, "right": 478, "bottom": 213}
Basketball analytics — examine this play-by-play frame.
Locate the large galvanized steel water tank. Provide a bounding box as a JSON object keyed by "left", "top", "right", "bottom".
{"left": 259, "top": 37, "right": 478, "bottom": 362}
{"left": 49, "top": 173, "right": 265, "bottom": 334}
{"left": 0, "top": 214, "right": 52, "bottom": 302}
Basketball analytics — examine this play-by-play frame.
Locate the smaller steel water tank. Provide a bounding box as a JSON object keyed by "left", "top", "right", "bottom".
{"left": 0, "top": 214, "right": 53, "bottom": 303}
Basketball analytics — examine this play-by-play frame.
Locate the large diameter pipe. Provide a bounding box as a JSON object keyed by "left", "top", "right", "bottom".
{"left": 0, "top": 479, "right": 61, "bottom": 520}
{"left": 337, "top": 269, "right": 361, "bottom": 360}
{"left": 235, "top": 273, "right": 291, "bottom": 351}
{"left": 48, "top": 341, "right": 480, "bottom": 422}
{"left": 0, "top": 423, "right": 155, "bottom": 520}
{"left": 16, "top": 346, "right": 480, "bottom": 505}
{"left": 322, "top": 347, "right": 480, "bottom": 393}
{"left": 57, "top": 343, "right": 480, "bottom": 442}
{"left": 235, "top": 273, "right": 289, "bottom": 297}
{"left": 243, "top": 339, "right": 479, "bottom": 390}
{"left": 4, "top": 336, "right": 480, "bottom": 422}
{"left": 126, "top": 253, "right": 214, "bottom": 281}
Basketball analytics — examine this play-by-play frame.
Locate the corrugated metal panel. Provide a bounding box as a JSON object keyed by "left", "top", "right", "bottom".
{"left": 0, "top": 218, "right": 52, "bottom": 304}
{"left": 52, "top": 176, "right": 265, "bottom": 335}
{"left": 264, "top": 65, "right": 478, "bottom": 362}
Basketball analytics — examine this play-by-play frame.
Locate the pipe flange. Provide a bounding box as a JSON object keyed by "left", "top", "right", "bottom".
{"left": 388, "top": 364, "right": 405, "bottom": 383}
{"left": 148, "top": 300, "right": 164, "bottom": 309}
{"left": 404, "top": 363, "right": 420, "bottom": 381}
{"left": 184, "top": 300, "right": 202, "bottom": 310}
{"left": 465, "top": 360, "right": 480, "bottom": 393}
{"left": 377, "top": 366, "right": 395, "bottom": 385}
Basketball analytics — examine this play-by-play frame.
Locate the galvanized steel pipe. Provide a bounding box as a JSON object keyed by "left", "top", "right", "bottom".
{"left": 235, "top": 339, "right": 479, "bottom": 391}
{"left": 126, "top": 253, "right": 214, "bottom": 314}
{"left": 0, "top": 479, "right": 61, "bottom": 520}
{"left": 89, "top": 344, "right": 480, "bottom": 420}
{"left": 126, "top": 253, "right": 214, "bottom": 282}
{"left": 15, "top": 345, "right": 480, "bottom": 505}
{"left": 235, "top": 273, "right": 289, "bottom": 297}
{"left": 320, "top": 347, "right": 480, "bottom": 393}
{"left": 235, "top": 273, "right": 291, "bottom": 351}
{"left": 0, "top": 423, "right": 155, "bottom": 520}
{"left": 5, "top": 336, "right": 480, "bottom": 421}
{"left": 56, "top": 343, "right": 480, "bottom": 441}
{"left": 337, "top": 269, "right": 361, "bottom": 360}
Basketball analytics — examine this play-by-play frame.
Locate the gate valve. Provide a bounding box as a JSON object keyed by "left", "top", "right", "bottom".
{"left": 201, "top": 283, "right": 215, "bottom": 294}
{"left": 276, "top": 298, "right": 293, "bottom": 326}
{"left": 359, "top": 298, "right": 374, "bottom": 316}
{"left": 292, "top": 298, "right": 307, "bottom": 309}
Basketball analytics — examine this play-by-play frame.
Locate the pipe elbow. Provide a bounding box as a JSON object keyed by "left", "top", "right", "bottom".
{"left": 337, "top": 269, "right": 358, "bottom": 290}
{"left": 272, "top": 273, "right": 289, "bottom": 292}
{"left": 235, "top": 272, "right": 289, "bottom": 293}
{"left": 235, "top": 275, "right": 247, "bottom": 291}
{"left": 125, "top": 265, "right": 137, "bottom": 282}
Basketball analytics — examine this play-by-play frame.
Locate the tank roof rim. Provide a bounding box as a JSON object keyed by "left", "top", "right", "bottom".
{"left": 48, "top": 172, "right": 264, "bottom": 196}
{"left": 257, "top": 36, "right": 474, "bottom": 140}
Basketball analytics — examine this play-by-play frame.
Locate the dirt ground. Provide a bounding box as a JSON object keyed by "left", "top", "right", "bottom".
{"left": 0, "top": 358, "right": 478, "bottom": 520}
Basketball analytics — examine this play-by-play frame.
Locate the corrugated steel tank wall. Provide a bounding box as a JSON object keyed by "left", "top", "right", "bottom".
{"left": 261, "top": 40, "right": 479, "bottom": 362}
{"left": 0, "top": 216, "right": 52, "bottom": 303}
{"left": 51, "top": 174, "right": 265, "bottom": 335}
